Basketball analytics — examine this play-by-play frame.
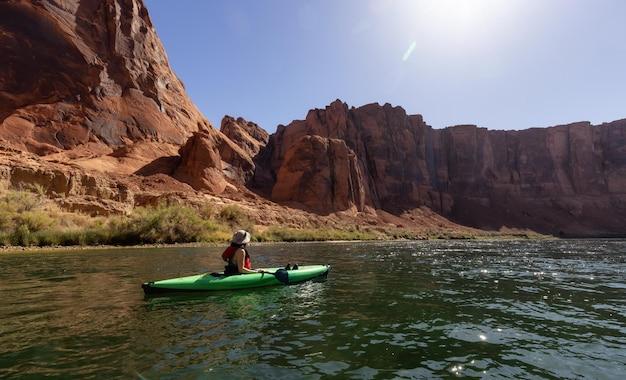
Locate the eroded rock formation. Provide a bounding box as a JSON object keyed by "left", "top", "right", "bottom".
{"left": 172, "top": 116, "right": 269, "bottom": 192}
{"left": 254, "top": 100, "right": 451, "bottom": 214}
{"left": 0, "top": 0, "right": 209, "bottom": 163}
{"left": 173, "top": 131, "right": 228, "bottom": 193}
{"left": 442, "top": 120, "right": 626, "bottom": 236}
{"left": 253, "top": 100, "right": 626, "bottom": 236}
{"left": 220, "top": 116, "right": 269, "bottom": 158}
{"left": 1, "top": 0, "right": 624, "bottom": 237}
{"left": 0, "top": 146, "right": 197, "bottom": 216}
{"left": 271, "top": 135, "right": 366, "bottom": 214}
{"left": 218, "top": 116, "right": 268, "bottom": 183}
{"left": 0, "top": 0, "right": 272, "bottom": 199}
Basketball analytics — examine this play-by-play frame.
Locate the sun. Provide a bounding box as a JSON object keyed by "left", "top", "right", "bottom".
{"left": 393, "top": 0, "right": 522, "bottom": 53}
{"left": 421, "top": 0, "right": 487, "bottom": 31}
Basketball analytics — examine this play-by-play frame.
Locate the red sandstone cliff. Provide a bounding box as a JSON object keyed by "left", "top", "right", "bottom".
{"left": 218, "top": 116, "right": 268, "bottom": 183}
{"left": 252, "top": 100, "right": 626, "bottom": 236}
{"left": 253, "top": 100, "right": 452, "bottom": 214}
{"left": 0, "top": 0, "right": 210, "bottom": 170}
{"left": 270, "top": 135, "right": 366, "bottom": 214}
{"left": 0, "top": 0, "right": 255, "bottom": 194}
{"left": 172, "top": 115, "right": 268, "bottom": 192}
{"left": 1, "top": 0, "right": 625, "bottom": 238}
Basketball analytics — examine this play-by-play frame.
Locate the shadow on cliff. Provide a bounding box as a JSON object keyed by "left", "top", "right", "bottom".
{"left": 135, "top": 156, "right": 180, "bottom": 176}
{"left": 450, "top": 197, "right": 626, "bottom": 238}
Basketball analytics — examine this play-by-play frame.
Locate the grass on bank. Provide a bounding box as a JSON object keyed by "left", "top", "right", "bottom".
{"left": 0, "top": 189, "right": 542, "bottom": 248}
{"left": 256, "top": 227, "right": 378, "bottom": 242}
{"left": 0, "top": 190, "right": 375, "bottom": 247}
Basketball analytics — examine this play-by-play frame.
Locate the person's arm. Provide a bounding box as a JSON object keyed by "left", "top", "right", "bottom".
{"left": 235, "top": 249, "right": 262, "bottom": 274}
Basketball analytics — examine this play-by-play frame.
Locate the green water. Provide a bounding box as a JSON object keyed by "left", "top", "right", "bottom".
{"left": 0, "top": 240, "right": 625, "bottom": 379}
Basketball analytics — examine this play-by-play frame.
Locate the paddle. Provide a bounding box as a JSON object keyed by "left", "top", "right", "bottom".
{"left": 260, "top": 268, "right": 289, "bottom": 285}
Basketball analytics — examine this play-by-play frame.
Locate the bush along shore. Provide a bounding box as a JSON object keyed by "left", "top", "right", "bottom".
{"left": 0, "top": 189, "right": 543, "bottom": 249}
{"left": 0, "top": 189, "right": 384, "bottom": 248}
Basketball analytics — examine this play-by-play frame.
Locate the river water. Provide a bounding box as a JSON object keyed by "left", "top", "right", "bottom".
{"left": 0, "top": 240, "right": 625, "bottom": 379}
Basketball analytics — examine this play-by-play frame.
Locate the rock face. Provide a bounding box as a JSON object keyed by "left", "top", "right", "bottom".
{"left": 173, "top": 131, "right": 228, "bottom": 193}
{"left": 0, "top": 0, "right": 209, "bottom": 158}
{"left": 253, "top": 100, "right": 626, "bottom": 236}
{"left": 0, "top": 146, "right": 195, "bottom": 216}
{"left": 0, "top": 150, "right": 133, "bottom": 215}
{"left": 0, "top": 0, "right": 270, "bottom": 197}
{"left": 172, "top": 116, "right": 269, "bottom": 192}
{"left": 1, "top": 0, "right": 624, "bottom": 237}
{"left": 220, "top": 116, "right": 269, "bottom": 158}
{"left": 218, "top": 116, "right": 268, "bottom": 183}
{"left": 442, "top": 121, "right": 626, "bottom": 236}
{"left": 271, "top": 135, "right": 366, "bottom": 214}
{"left": 255, "top": 100, "right": 449, "bottom": 213}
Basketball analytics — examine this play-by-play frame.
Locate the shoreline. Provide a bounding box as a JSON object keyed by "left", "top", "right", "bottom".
{"left": 6, "top": 235, "right": 626, "bottom": 254}
{"left": 0, "top": 189, "right": 567, "bottom": 254}
{"left": 0, "top": 235, "right": 568, "bottom": 254}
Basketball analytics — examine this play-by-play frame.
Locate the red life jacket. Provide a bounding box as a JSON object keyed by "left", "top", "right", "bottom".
{"left": 222, "top": 246, "right": 251, "bottom": 271}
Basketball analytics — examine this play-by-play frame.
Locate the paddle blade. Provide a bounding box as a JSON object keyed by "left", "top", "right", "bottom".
{"left": 274, "top": 269, "right": 289, "bottom": 284}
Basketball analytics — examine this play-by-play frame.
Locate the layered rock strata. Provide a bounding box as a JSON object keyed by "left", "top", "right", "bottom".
{"left": 1, "top": 0, "right": 624, "bottom": 237}
{"left": 172, "top": 116, "right": 269, "bottom": 192}
{"left": 220, "top": 116, "right": 269, "bottom": 158}
{"left": 253, "top": 100, "right": 626, "bottom": 236}
{"left": 271, "top": 135, "right": 366, "bottom": 214}
{"left": 0, "top": 147, "right": 197, "bottom": 216}
{"left": 0, "top": 0, "right": 209, "bottom": 160}
{"left": 218, "top": 116, "right": 269, "bottom": 183}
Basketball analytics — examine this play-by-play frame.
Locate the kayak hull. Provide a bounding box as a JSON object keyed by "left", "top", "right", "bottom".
{"left": 142, "top": 265, "right": 330, "bottom": 294}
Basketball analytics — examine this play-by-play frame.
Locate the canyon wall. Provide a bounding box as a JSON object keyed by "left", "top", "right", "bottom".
{"left": 0, "top": 0, "right": 253, "bottom": 194}
{"left": 0, "top": 0, "right": 210, "bottom": 159}
{"left": 1, "top": 0, "right": 625, "bottom": 237}
{"left": 253, "top": 100, "right": 626, "bottom": 236}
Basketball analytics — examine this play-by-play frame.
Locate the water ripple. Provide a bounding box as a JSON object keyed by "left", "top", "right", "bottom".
{"left": 0, "top": 240, "right": 625, "bottom": 378}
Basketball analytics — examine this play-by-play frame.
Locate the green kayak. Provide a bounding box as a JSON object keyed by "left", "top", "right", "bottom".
{"left": 142, "top": 265, "right": 330, "bottom": 294}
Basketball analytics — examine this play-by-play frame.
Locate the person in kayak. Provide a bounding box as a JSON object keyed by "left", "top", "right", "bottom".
{"left": 222, "top": 230, "right": 265, "bottom": 275}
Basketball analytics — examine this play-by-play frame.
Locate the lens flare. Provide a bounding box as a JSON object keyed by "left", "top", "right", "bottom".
{"left": 402, "top": 41, "right": 417, "bottom": 61}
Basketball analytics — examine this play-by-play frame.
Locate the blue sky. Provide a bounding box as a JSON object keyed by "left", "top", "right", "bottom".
{"left": 146, "top": 0, "right": 626, "bottom": 132}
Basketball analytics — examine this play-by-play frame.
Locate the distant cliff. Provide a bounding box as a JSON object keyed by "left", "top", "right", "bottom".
{"left": 251, "top": 100, "right": 626, "bottom": 237}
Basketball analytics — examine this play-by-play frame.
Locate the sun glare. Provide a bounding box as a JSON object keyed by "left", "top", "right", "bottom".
{"left": 384, "top": 0, "right": 522, "bottom": 56}
{"left": 419, "top": 0, "right": 489, "bottom": 32}
{"left": 419, "top": 0, "right": 515, "bottom": 43}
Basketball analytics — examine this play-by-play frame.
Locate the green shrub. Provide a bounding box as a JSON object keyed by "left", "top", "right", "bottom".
{"left": 0, "top": 190, "right": 42, "bottom": 213}
{"left": 0, "top": 232, "right": 10, "bottom": 246}
{"left": 0, "top": 189, "right": 428, "bottom": 247}
{"left": 256, "top": 227, "right": 378, "bottom": 242}
{"left": 388, "top": 229, "right": 425, "bottom": 240}
{"left": 11, "top": 225, "right": 32, "bottom": 246}
{"left": 217, "top": 205, "right": 251, "bottom": 228}
{"left": 197, "top": 203, "right": 214, "bottom": 219}
{"left": 0, "top": 210, "right": 13, "bottom": 232}
{"left": 32, "top": 229, "right": 63, "bottom": 246}
{"left": 114, "top": 203, "right": 223, "bottom": 244}
{"left": 16, "top": 211, "right": 54, "bottom": 232}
